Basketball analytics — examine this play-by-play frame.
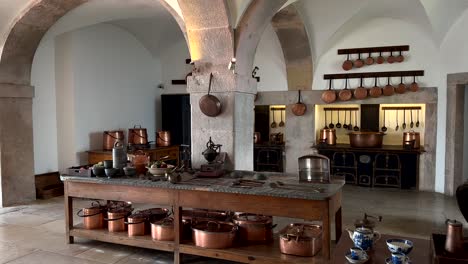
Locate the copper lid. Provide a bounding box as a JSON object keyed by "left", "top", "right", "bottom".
{"left": 233, "top": 213, "right": 272, "bottom": 224}
{"left": 152, "top": 217, "right": 174, "bottom": 227}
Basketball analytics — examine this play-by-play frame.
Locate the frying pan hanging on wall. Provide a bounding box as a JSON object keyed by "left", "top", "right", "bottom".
{"left": 199, "top": 73, "right": 222, "bottom": 117}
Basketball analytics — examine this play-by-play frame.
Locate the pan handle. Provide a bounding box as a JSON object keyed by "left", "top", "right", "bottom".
{"left": 77, "top": 209, "right": 102, "bottom": 218}
{"left": 207, "top": 73, "right": 213, "bottom": 95}
{"left": 133, "top": 125, "right": 141, "bottom": 129}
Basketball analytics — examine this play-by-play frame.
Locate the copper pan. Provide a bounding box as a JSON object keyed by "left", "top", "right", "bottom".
{"left": 353, "top": 78, "right": 367, "bottom": 100}
{"left": 395, "top": 76, "right": 406, "bottom": 94}
{"left": 338, "top": 78, "right": 352, "bottom": 101}
{"left": 382, "top": 77, "right": 395, "bottom": 96}
{"left": 396, "top": 51, "right": 405, "bottom": 63}
{"left": 321, "top": 79, "right": 336, "bottom": 104}
{"left": 369, "top": 77, "right": 382, "bottom": 98}
{"left": 365, "top": 52, "right": 374, "bottom": 65}
{"left": 342, "top": 54, "right": 353, "bottom": 71}
{"left": 292, "top": 90, "right": 307, "bottom": 116}
{"left": 354, "top": 53, "right": 364, "bottom": 68}
{"left": 387, "top": 51, "right": 395, "bottom": 64}
{"left": 409, "top": 76, "right": 419, "bottom": 92}
{"left": 376, "top": 52, "right": 385, "bottom": 64}
{"left": 199, "top": 73, "right": 222, "bottom": 117}
{"left": 232, "top": 213, "right": 275, "bottom": 244}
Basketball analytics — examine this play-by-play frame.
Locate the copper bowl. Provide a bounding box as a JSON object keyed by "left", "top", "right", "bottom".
{"left": 348, "top": 132, "right": 385, "bottom": 148}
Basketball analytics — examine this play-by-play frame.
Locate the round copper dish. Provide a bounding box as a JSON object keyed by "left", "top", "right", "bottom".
{"left": 232, "top": 213, "right": 275, "bottom": 244}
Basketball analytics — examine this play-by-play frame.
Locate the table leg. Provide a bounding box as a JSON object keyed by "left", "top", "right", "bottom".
{"left": 322, "top": 203, "right": 331, "bottom": 259}
{"left": 335, "top": 206, "right": 342, "bottom": 242}
{"left": 64, "top": 189, "right": 74, "bottom": 244}
{"left": 174, "top": 205, "right": 182, "bottom": 264}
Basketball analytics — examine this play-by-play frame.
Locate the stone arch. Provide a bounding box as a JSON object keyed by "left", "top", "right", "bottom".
{"left": 0, "top": 0, "right": 187, "bottom": 86}
{"left": 271, "top": 4, "right": 313, "bottom": 91}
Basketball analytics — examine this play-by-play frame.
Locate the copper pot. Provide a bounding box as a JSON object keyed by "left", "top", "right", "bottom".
{"left": 445, "top": 219, "right": 464, "bottom": 254}
{"left": 77, "top": 203, "right": 105, "bottom": 230}
{"left": 151, "top": 217, "right": 175, "bottom": 241}
{"left": 140, "top": 208, "right": 170, "bottom": 223}
{"left": 126, "top": 213, "right": 148, "bottom": 237}
{"left": 182, "top": 209, "right": 230, "bottom": 241}
{"left": 128, "top": 125, "right": 148, "bottom": 145}
{"left": 318, "top": 129, "right": 336, "bottom": 145}
{"left": 403, "top": 131, "right": 420, "bottom": 148}
{"left": 156, "top": 131, "right": 171, "bottom": 147}
{"left": 103, "top": 131, "right": 124, "bottom": 151}
{"left": 348, "top": 132, "right": 385, "bottom": 148}
{"left": 233, "top": 214, "right": 275, "bottom": 244}
{"left": 106, "top": 208, "right": 132, "bottom": 232}
{"left": 279, "top": 223, "right": 323, "bottom": 257}
{"left": 192, "top": 221, "right": 238, "bottom": 249}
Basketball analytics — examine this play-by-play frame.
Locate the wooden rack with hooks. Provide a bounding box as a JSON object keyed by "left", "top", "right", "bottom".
{"left": 270, "top": 107, "right": 286, "bottom": 111}
{"left": 323, "top": 70, "right": 424, "bottom": 80}
{"left": 381, "top": 106, "right": 421, "bottom": 111}
{"left": 323, "top": 107, "right": 359, "bottom": 112}
{"left": 337, "top": 45, "right": 409, "bottom": 55}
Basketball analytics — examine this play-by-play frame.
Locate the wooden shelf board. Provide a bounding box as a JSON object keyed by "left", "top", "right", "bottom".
{"left": 337, "top": 45, "right": 410, "bottom": 54}
{"left": 179, "top": 238, "right": 326, "bottom": 264}
{"left": 70, "top": 224, "right": 174, "bottom": 252}
{"left": 323, "top": 70, "right": 424, "bottom": 80}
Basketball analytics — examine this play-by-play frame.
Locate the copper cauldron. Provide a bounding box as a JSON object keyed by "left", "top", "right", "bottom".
{"left": 192, "top": 221, "right": 238, "bottom": 249}
{"left": 348, "top": 132, "right": 384, "bottom": 148}
{"left": 403, "top": 131, "right": 420, "bottom": 149}
{"left": 128, "top": 125, "right": 148, "bottom": 145}
{"left": 279, "top": 223, "right": 323, "bottom": 257}
{"left": 232, "top": 213, "right": 275, "bottom": 244}
{"left": 151, "top": 217, "right": 175, "bottom": 241}
{"left": 156, "top": 131, "right": 171, "bottom": 147}
{"left": 77, "top": 202, "right": 106, "bottom": 230}
{"left": 106, "top": 208, "right": 133, "bottom": 232}
{"left": 126, "top": 212, "right": 148, "bottom": 237}
{"left": 103, "top": 131, "right": 124, "bottom": 151}
{"left": 318, "top": 129, "right": 336, "bottom": 145}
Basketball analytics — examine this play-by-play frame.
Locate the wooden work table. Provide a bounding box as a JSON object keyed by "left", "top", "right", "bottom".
{"left": 61, "top": 173, "right": 344, "bottom": 263}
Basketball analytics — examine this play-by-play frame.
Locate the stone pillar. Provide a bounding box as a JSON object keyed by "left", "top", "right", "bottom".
{"left": 0, "top": 84, "right": 35, "bottom": 207}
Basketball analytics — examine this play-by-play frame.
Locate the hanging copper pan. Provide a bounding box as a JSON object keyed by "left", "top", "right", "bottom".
{"left": 354, "top": 53, "right": 364, "bottom": 68}
{"left": 382, "top": 76, "right": 395, "bottom": 96}
{"left": 395, "top": 51, "right": 404, "bottom": 63}
{"left": 321, "top": 79, "right": 336, "bottom": 104}
{"left": 354, "top": 77, "right": 368, "bottom": 100}
{"left": 409, "top": 76, "right": 419, "bottom": 92}
{"left": 292, "top": 90, "right": 307, "bottom": 115}
{"left": 199, "top": 73, "right": 222, "bottom": 117}
{"left": 395, "top": 76, "right": 406, "bottom": 94}
{"left": 338, "top": 78, "right": 352, "bottom": 101}
{"left": 365, "top": 52, "right": 374, "bottom": 65}
{"left": 342, "top": 54, "right": 353, "bottom": 71}
{"left": 376, "top": 52, "right": 385, "bottom": 64}
{"left": 369, "top": 77, "right": 382, "bottom": 98}
{"left": 387, "top": 51, "right": 395, "bottom": 64}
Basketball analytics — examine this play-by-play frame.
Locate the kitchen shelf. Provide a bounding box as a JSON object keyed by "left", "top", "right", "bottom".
{"left": 70, "top": 224, "right": 175, "bottom": 252}
{"left": 179, "top": 236, "right": 324, "bottom": 264}
{"left": 323, "top": 70, "right": 424, "bottom": 80}
{"left": 337, "top": 45, "right": 409, "bottom": 55}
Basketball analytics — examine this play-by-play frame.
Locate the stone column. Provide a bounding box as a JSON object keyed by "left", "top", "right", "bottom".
{"left": 0, "top": 84, "right": 35, "bottom": 207}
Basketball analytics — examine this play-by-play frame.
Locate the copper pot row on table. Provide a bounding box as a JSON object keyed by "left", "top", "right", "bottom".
{"left": 321, "top": 76, "right": 419, "bottom": 104}
{"left": 342, "top": 51, "right": 405, "bottom": 71}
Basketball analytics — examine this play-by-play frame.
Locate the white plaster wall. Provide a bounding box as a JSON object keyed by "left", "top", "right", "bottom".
{"left": 159, "top": 33, "right": 191, "bottom": 94}
{"left": 464, "top": 85, "right": 468, "bottom": 182}
{"left": 32, "top": 23, "right": 162, "bottom": 174}
{"left": 254, "top": 24, "right": 287, "bottom": 91}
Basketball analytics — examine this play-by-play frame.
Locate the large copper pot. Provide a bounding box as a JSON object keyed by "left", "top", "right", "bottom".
{"left": 192, "top": 221, "right": 238, "bottom": 249}
{"left": 128, "top": 125, "right": 148, "bottom": 145}
{"left": 318, "top": 129, "right": 336, "bottom": 145}
{"left": 126, "top": 212, "right": 147, "bottom": 237}
{"left": 156, "top": 131, "right": 171, "bottom": 147}
{"left": 402, "top": 131, "right": 420, "bottom": 149}
{"left": 77, "top": 202, "right": 106, "bottom": 230}
{"left": 279, "top": 223, "right": 323, "bottom": 257}
{"left": 151, "top": 217, "right": 175, "bottom": 241}
{"left": 348, "top": 132, "right": 385, "bottom": 148}
{"left": 106, "top": 208, "right": 132, "bottom": 232}
{"left": 103, "top": 131, "right": 124, "bottom": 151}
{"left": 232, "top": 213, "right": 274, "bottom": 244}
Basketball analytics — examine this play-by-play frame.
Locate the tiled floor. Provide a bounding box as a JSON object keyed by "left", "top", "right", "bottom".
{"left": 0, "top": 185, "right": 464, "bottom": 263}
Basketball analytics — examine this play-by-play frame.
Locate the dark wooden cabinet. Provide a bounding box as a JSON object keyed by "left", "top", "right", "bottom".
{"left": 254, "top": 144, "right": 284, "bottom": 172}
{"left": 318, "top": 144, "right": 422, "bottom": 189}
{"left": 161, "top": 94, "right": 191, "bottom": 146}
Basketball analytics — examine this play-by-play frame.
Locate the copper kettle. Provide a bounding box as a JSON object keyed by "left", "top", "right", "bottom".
{"left": 445, "top": 219, "right": 464, "bottom": 254}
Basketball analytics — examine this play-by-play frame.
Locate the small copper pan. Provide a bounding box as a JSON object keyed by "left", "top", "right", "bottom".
{"left": 342, "top": 54, "right": 353, "bottom": 71}
{"left": 387, "top": 51, "right": 395, "bottom": 64}
{"left": 365, "top": 52, "right": 374, "bottom": 65}
{"left": 338, "top": 78, "right": 352, "bottom": 101}
{"left": 396, "top": 51, "right": 404, "bottom": 63}
{"left": 376, "top": 52, "right": 385, "bottom": 64}
{"left": 409, "top": 76, "right": 419, "bottom": 92}
{"left": 382, "top": 77, "right": 395, "bottom": 96}
{"left": 354, "top": 53, "right": 364, "bottom": 68}
{"left": 395, "top": 76, "right": 406, "bottom": 94}
{"left": 354, "top": 77, "right": 368, "bottom": 100}
{"left": 321, "top": 79, "right": 336, "bottom": 104}
{"left": 369, "top": 77, "right": 382, "bottom": 98}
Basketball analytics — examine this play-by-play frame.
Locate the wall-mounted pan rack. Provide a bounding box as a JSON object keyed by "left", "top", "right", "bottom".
{"left": 337, "top": 45, "right": 409, "bottom": 55}
{"left": 270, "top": 107, "right": 286, "bottom": 111}
{"left": 382, "top": 106, "right": 421, "bottom": 111}
{"left": 323, "top": 107, "right": 359, "bottom": 111}
{"left": 323, "top": 70, "right": 424, "bottom": 80}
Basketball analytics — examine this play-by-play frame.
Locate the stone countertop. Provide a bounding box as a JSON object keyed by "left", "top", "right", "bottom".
{"left": 61, "top": 171, "right": 344, "bottom": 201}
